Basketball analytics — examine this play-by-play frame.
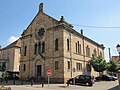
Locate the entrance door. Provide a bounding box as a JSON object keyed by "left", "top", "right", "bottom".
{"left": 37, "top": 65, "right": 42, "bottom": 77}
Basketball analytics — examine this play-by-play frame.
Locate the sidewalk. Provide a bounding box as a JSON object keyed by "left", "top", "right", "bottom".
{"left": 9, "top": 83, "right": 82, "bottom": 90}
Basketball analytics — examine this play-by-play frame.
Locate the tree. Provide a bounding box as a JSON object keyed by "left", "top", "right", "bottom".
{"left": 107, "top": 60, "right": 119, "bottom": 73}
{"left": 90, "top": 56, "right": 108, "bottom": 76}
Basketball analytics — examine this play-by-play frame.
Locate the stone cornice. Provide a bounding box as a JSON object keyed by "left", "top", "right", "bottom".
{"left": 47, "top": 23, "right": 105, "bottom": 49}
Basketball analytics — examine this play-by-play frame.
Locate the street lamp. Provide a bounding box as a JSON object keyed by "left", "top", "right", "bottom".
{"left": 116, "top": 44, "right": 120, "bottom": 63}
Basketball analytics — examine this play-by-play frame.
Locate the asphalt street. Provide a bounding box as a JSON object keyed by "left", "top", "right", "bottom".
{"left": 2, "top": 80, "right": 119, "bottom": 90}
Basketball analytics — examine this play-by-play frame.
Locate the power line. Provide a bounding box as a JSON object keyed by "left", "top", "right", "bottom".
{"left": 72, "top": 24, "right": 120, "bottom": 29}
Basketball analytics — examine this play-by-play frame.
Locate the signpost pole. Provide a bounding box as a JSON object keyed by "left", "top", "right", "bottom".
{"left": 47, "top": 70, "right": 51, "bottom": 87}
{"left": 48, "top": 76, "right": 50, "bottom": 87}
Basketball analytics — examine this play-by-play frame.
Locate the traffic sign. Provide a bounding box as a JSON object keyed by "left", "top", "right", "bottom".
{"left": 47, "top": 70, "right": 51, "bottom": 76}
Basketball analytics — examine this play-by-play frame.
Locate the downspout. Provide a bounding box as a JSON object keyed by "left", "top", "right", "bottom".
{"left": 70, "top": 32, "right": 72, "bottom": 78}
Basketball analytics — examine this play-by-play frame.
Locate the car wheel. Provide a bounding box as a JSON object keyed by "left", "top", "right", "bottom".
{"left": 86, "top": 83, "right": 89, "bottom": 86}
{"left": 89, "top": 84, "right": 93, "bottom": 86}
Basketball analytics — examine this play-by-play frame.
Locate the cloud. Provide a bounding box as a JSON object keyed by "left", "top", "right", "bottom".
{"left": 8, "top": 36, "right": 19, "bottom": 44}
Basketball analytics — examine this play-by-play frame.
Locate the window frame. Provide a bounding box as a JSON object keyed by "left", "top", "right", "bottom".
{"left": 76, "top": 62, "right": 82, "bottom": 71}
{"left": 67, "top": 61, "right": 70, "bottom": 69}
{"left": 55, "top": 38, "right": 59, "bottom": 51}
{"left": 55, "top": 61, "right": 59, "bottom": 70}
{"left": 42, "top": 42, "right": 45, "bottom": 53}
{"left": 23, "top": 64, "right": 26, "bottom": 71}
{"left": 24, "top": 46, "right": 27, "bottom": 56}
{"left": 34, "top": 43, "right": 37, "bottom": 54}
{"left": 67, "top": 39, "right": 70, "bottom": 51}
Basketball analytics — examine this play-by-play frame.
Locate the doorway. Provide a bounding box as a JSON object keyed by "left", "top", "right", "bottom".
{"left": 37, "top": 65, "right": 42, "bottom": 77}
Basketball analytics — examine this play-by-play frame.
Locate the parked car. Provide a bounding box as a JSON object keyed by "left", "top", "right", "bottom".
{"left": 108, "top": 74, "right": 117, "bottom": 81}
{"left": 67, "top": 75, "right": 94, "bottom": 86}
{"left": 95, "top": 75, "right": 113, "bottom": 81}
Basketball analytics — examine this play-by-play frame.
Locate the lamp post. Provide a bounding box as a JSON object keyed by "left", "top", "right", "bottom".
{"left": 116, "top": 44, "right": 120, "bottom": 63}
{"left": 116, "top": 44, "right": 120, "bottom": 88}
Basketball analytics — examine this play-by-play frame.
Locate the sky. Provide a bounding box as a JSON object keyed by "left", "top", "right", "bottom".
{"left": 0, "top": 0, "right": 120, "bottom": 61}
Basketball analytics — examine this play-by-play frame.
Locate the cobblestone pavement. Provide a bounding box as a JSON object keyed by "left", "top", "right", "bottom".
{"left": 0, "top": 80, "right": 119, "bottom": 90}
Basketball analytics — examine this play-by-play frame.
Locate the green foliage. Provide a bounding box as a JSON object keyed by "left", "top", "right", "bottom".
{"left": 107, "top": 60, "right": 118, "bottom": 72}
{"left": 90, "top": 56, "right": 108, "bottom": 72}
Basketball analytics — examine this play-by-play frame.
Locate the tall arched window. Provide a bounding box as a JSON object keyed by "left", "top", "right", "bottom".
{"left": 76, "top": 43, "right": 77, "bottom": 53}
{"left": 42, "top": 42, "right": 45, "bottom": 53}
{"left": 67, "top": 39, "right": 69, "bottom": 51}
{"left": 24, "top": 46, "right": 27, "bottom": 56}
{"left": 75, "top": 41, "right": 81, "bottom": 54}
{"left": 100, "top": 52, "right": 102, "bottom": 56}
{"left": 77, "top": 41, "right": 81, "bottom": 54}
{"left": 34, "top": 43, "right": 37, "bottom": 54}
{"left": 55, "top": 38, "right": 58, "bottom": 51}
{"left": 38, "top": 42, "right": 41, "bottom": 54}
{"left": 94, "top": 49, "right": 97, "bottom": 56}
{"left": 86, "top": 45, "right": 90, "bottom": 57}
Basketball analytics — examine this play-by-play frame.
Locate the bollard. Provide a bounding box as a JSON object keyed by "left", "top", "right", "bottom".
{"left": 42, "top": 79, "right": 44, "bottom": 87}
{"left": 66, "top": 80, "right": 69, "bottom": 86}
{"left": 31, "top": 79, "right": 33, "bottom": 86}
{"left": 67, "top": 83, "right": 69, "bottom": 86}
{"left": 21, "top": 80, "right": 23, "bottom": 85}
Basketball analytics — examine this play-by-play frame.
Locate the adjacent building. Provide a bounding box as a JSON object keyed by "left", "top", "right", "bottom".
{"left": 19, "top": 3, "right": 105, "bottom": 83}
{"left": 0, "top": 39, "right": 21, "bottom": 77}
{"left": 112, "top": 56, "right": 120, "bottom": 66}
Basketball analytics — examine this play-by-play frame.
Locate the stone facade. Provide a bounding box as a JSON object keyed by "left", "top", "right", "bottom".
{"left": 19, "top": 3, "right": 105, "bottom": 83}
{"left": 0, "top": 39, "right": 21, "bottom": 74}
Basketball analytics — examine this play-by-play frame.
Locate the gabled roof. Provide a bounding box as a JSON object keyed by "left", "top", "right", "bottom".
{"left": 0, "top": 39, "right": 21, "bottom": 51}
{"left": 21, "top": 4, "right": 59, "bottom": 36}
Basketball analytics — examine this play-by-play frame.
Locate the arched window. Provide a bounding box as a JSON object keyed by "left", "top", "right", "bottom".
{"left": 94, "top": 49, "right": 97, "bottom": 56}
{"left": 76, "top": 43, "right": 77, "bottom": 53}
{"left": 77, "top": 41, "right": 81, "bottom": 54}
{"left": 55, "top": 38, "right": 58, "bottom": 51}
{"left": 75, "top": 41, "right": 81, "bottom": 54}
{"left": 67, "top": 39, "right": 69, "bottom": 51}
{"left": 34, "top": 43, "right": 37, "bottom": 54}
{"left": 42, "top": 42, "right": 45, "bottom": 53}
{"left": 67, "top": 61, "right": 70, "bottom": 69}
{"left": 24, "top": 46, "right": 27, "bottom": 56}
{"left": 38, "top": 42, "right": 41, "bottom": 54}
{"left": 100, "top": 52, "right": 102, "bottom": 56}
{"left": 86, "top": 45, "right": 90, "bottom": 57}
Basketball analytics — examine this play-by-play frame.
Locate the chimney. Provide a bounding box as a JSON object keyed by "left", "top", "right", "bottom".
{"left": 39, "top": 3, "right": 44, "bottom": 13}
{"left": 81, "top": 29, "right": 83, "bottom": 35}
{"left": 60, "top": 16, "right": 65, "bottom": 22}
{"left": 0, "top": 45, "right": 1, "bottom": 49}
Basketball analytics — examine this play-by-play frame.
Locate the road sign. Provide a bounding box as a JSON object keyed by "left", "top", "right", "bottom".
{"left": 47, "top": 70, "right": 51, "bottom": 76}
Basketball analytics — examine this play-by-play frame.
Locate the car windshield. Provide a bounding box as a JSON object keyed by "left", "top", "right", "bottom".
{"left": 79, "top": 75, "right": 90, "bottom": 79}
{"left": 86, "top": 76, "right": 91, "bottom": 79}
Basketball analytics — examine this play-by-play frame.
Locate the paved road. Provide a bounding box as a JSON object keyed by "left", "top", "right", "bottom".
{"left": 1, "top": 80, "right": 120, "bottom": 90}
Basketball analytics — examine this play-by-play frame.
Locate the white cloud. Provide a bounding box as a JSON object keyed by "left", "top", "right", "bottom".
{"left": 8, "top": 36, "right": 19, "bottom": 44}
